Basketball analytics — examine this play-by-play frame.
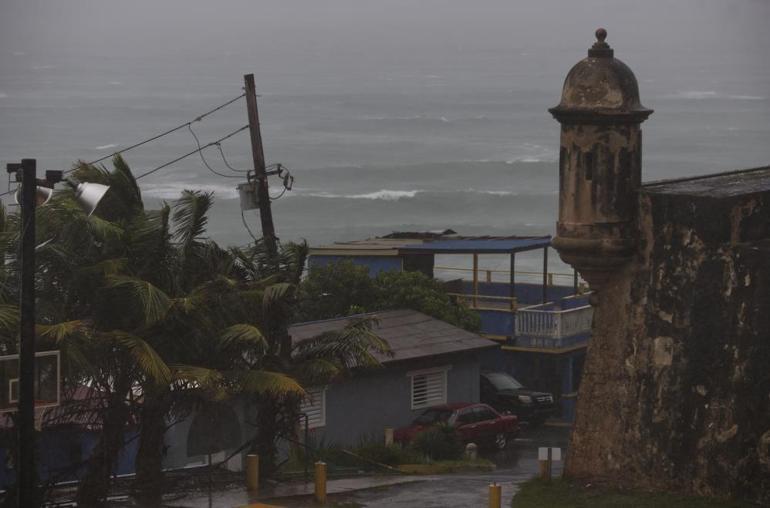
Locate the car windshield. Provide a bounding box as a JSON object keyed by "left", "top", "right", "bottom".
{"left": 413, "top": 408, "right": 453, "bottom": 425}
{"left": 485, "top": 373, "right": 523, "bottom": 391}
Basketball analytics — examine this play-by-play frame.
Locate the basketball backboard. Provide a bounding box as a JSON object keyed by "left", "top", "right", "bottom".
{"left": 0, "top": 350, "right": 60, "bottom": 413}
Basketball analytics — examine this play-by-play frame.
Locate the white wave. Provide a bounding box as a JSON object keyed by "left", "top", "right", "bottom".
{"left": 108, "top": 81, "right": 123, "bottom": 86}
{"left": 0, "top": 92, "right": 7, "bottom": 99}
{"left": 439, "top": 116, "right": 449, "bottom": 123}
{"left": 675, "top": 90, "right": 718, "bottom": 100}
{"left": 94, "top": 143, "right": 118, "bottom": 150}
{"left": 295, "top": 189, "right": 420, "bottom": 200}
{"left": 668, "top": 90, "right": 765, "bottom": 101}
{"left": 142, "top": 183, "right": 239, "bottom": 200}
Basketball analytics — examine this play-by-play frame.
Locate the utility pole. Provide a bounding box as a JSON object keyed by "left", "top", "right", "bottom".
{"left": 16, "top": 159, "right": 38, "bottom": 508}
{"left": 243, "top": 74, "right": 278, "bottom": 258}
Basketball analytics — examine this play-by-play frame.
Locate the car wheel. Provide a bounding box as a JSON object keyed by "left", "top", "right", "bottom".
{"left": 494, "top": 433, "right": 507, "bottom": 450}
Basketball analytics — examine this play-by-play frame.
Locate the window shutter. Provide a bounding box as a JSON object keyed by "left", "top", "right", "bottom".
{"left": 411, "top": 370, "right": 447, "bottom": 409}
{"left": 299, "top": 387, "right": 326, "bottom": 429}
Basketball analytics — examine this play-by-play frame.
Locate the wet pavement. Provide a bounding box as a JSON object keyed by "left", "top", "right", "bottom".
{"left": 324, "top": 425, "right": 569, "bottom": 508}
{"left": 165, "top": 425, "right": 569, "bottom": 508}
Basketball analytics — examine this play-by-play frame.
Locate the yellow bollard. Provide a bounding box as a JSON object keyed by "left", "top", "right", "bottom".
{"left": 489, "top": 482, "right": 502, "bottom": 508}
{"left": 314, "top": 461, "right": 327, "bottom": 504}
{"left": 246, "top": 454, "right": 259, "bottom": 493}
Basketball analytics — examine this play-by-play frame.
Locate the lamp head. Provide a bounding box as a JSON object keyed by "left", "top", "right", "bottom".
{"left": 14, "top": 186, "right": 53, "bottom": 207}
{"left": 65, "top": 178, "right": 110, "bottom": 216}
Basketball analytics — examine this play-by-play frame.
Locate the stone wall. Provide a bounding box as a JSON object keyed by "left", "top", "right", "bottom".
{"left": 566, "top": 168, "right": 770, "bottom": 504}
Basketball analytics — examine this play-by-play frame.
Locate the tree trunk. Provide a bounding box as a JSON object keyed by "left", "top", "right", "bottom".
{"left": 132, "top": 390, "right": 169, "bottom": 507}
{"left": 76, "top": 382, "right": 131, "bottom": 507}
{"left": 253, "top": 396, "right": 279, "bottom": 478}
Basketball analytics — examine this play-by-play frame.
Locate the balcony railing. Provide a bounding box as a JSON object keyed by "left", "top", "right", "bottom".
{"left": 515, "top": 304, "right": 593, "bottom": 340}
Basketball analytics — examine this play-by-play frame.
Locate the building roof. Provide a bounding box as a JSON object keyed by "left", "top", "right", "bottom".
{"left": 643, "top": 165, "right": 770, "bottom": 199}
{"left": 310, "top": 232, "right": 551, "bottom": 257}
{"left": 398, "top": 236, "right": 551, "bottom": 254}
{"left": 289, "top": 309, "right": 498, "bottom": 364}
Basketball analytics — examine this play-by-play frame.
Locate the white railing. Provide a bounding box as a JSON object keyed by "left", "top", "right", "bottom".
{"left": 515, "top": 305, "right": 593, "bottom": 339}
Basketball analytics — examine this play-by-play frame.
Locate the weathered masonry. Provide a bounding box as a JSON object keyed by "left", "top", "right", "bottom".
{"left": 550, "top": 30, "right": 770, "bottom": 503}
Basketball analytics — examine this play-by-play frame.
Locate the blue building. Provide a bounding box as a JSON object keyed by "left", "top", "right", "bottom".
{"left": 289, "top": 309, "right": 497, "bottom": 446}
{"left": 309, "top": 231, "right": 592, "bottom": 422}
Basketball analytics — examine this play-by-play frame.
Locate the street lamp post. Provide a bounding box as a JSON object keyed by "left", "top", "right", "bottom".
{"left": 6, "top": 159, "right": 109, "bottom": 507}
{"left": 17, "top": 159, "right": 39, "bottom": 508}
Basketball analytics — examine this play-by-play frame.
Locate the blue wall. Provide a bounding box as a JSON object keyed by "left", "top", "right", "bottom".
{"left": 313, "top": 354, "right": 483, "bottom": 447}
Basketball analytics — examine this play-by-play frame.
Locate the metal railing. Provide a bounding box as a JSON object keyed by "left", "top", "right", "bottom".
{"left": 515, "top": 305, "right": 593, "bottom": 339}
{"left": 447, "top": 292, "right": 517, "bottom": 311}
{"left": 435, "top": 265, "right": 585, "bottom": 287}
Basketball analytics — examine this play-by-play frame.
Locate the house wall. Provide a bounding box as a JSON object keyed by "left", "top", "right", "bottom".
{"left": 311, "top": 352, "right": 483, "bottom": 447}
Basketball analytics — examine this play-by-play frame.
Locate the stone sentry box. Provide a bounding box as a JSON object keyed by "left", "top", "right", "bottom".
{"left": 549, "top": 28, "right": 652, "bottom": 294}
{"left": 548, "top": 30, "right": 770, "bottom": 504}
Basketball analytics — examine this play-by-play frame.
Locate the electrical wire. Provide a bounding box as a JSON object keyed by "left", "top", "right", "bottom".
{"left": 215, "top": 143, "right": 249, "bottom": 173}
{"left": 1, "top": 92, "right": 246, "bottom": 197}
{"left": 135, "top": 125, "right": 249, "bottom": 180}
{"left": 240, "top": 209, "right": 259, "bottom": 244}
{"left": 186, "top": 124, "right": 242, "bottom": 179}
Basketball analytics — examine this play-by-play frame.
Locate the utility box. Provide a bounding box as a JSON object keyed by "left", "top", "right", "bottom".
{"left": 237, "top": 182, "right": 259, "bottom": 210}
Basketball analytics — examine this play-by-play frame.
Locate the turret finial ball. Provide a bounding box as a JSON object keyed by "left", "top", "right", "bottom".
{"left": 596, "top": 28, "right": 607, "bottom": 43}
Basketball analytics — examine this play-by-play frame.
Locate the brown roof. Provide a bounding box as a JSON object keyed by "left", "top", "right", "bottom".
{"left": 289, "top": 309, "right": 498, "bottom": 364}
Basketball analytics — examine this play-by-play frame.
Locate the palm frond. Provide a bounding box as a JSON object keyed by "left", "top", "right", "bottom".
{"left": 37, "top": 320, "right": 87, "bottom": 343}
{"left": 293, "top": 317, "right": 392, "bottom": 371}
{"left": 172, "top": 190, "right": 212, "bottom": 251}
{"left": 218, "top": 324, "right": 268, "bottom": 352}
{"left": 106, "top": 276, "right": 172, "bottom": 327}
{"left": 0, "top": 305, "right": 18, "bottom": 333}
{"left": 229, "top": 369, "right": 303, "bottom": 397}
{"left": 111, "top": 331, "right": 171, "bottom": 385}
{"left": 290, "top": 358, "right": 341, "bottom": 385}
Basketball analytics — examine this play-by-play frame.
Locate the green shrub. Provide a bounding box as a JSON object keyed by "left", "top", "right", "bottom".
{"left": 355, "top": 443, "right": 423, "bottom": 466}
{"left": 410, "top": 424, "right": 463, "bottom": 461}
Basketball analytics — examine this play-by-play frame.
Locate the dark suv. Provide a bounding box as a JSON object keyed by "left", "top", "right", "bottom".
{"left": 480, "top": 372, "right": 557, "bottom": 426}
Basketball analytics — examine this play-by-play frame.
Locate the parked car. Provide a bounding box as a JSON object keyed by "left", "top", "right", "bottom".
{"left": 394, "top": 402, "right": 519, "bottom": 450}
{"left": 480, "top": 372, "right": 557, "bottom": 426}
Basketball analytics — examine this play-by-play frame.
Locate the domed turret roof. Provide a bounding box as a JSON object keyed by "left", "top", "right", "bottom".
{"left": 549, "top": 29, "right": 652, "bottom": 124}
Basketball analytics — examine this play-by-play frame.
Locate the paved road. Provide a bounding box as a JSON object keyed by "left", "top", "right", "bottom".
{"left": 164, "top": 426, "right": 569, "bottom": 508}
{"left": 318, "top": 425, "right": 569, "bottom": 508}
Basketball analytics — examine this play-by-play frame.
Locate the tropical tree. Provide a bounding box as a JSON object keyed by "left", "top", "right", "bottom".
{"left": 0, "top": 155, "right": 395, "bottom": 506}
{"left": 297, "top": 260, "right": 481, "bottom": 331}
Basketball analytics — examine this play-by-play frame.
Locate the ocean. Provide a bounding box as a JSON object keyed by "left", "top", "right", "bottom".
{"left": 0, "top": 0, "right": 768, "bottom": 275}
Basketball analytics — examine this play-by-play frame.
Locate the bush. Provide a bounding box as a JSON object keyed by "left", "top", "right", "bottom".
{"left": 355, "top": 443, "right": 423, "bottom": 466}
{"left": 411, "top": 424, "right": 464, "bottom": 461}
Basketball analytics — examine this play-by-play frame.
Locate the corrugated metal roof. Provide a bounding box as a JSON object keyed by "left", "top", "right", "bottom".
{"left": 310, "top": 234, "right": 551, "bottom": 256}
{"left": 398, "top": 236, "right": 551, "bottom": 254}
{"left": 289, "top": 309, "right": 498, "bottom": 364}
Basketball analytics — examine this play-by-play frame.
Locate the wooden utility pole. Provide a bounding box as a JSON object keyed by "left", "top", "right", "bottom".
{"left": 244, "top": 74, "right": 278, "bottom": 258}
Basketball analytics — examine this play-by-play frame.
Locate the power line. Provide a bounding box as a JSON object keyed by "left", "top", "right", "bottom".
{"left": 187, "top": 124, "right": 242, "bottom": 179}
{"left": 215, "top": 143, "right": 249, "bottom": 173}
{"left": 135, "top": 125, "right": 249, "bottom": 180}
{"left": 1, "top": 92, "right": 246, "bottom": 197}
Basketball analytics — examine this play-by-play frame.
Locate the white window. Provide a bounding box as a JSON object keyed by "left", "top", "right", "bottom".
{"left": 409, "top": 367, "right": 449, "bottom": 410}
{"left": 300, "top": 386, "right": 326, "bottom": 429}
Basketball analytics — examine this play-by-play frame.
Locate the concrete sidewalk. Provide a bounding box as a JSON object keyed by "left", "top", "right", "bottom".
{"left": 164, "top": 474, "right": 435, "bottom": 507}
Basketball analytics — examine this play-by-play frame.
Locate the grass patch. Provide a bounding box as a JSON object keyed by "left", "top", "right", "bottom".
{"left": 397, "top": 458, "right": 495, "bottom": 475}
{"left": 512, "top": 478, "right": 753, "bottom": 508}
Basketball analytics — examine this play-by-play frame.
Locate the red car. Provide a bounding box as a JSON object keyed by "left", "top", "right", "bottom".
{"left": 394, "top": 402, "right": 519, "bottom": 450}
